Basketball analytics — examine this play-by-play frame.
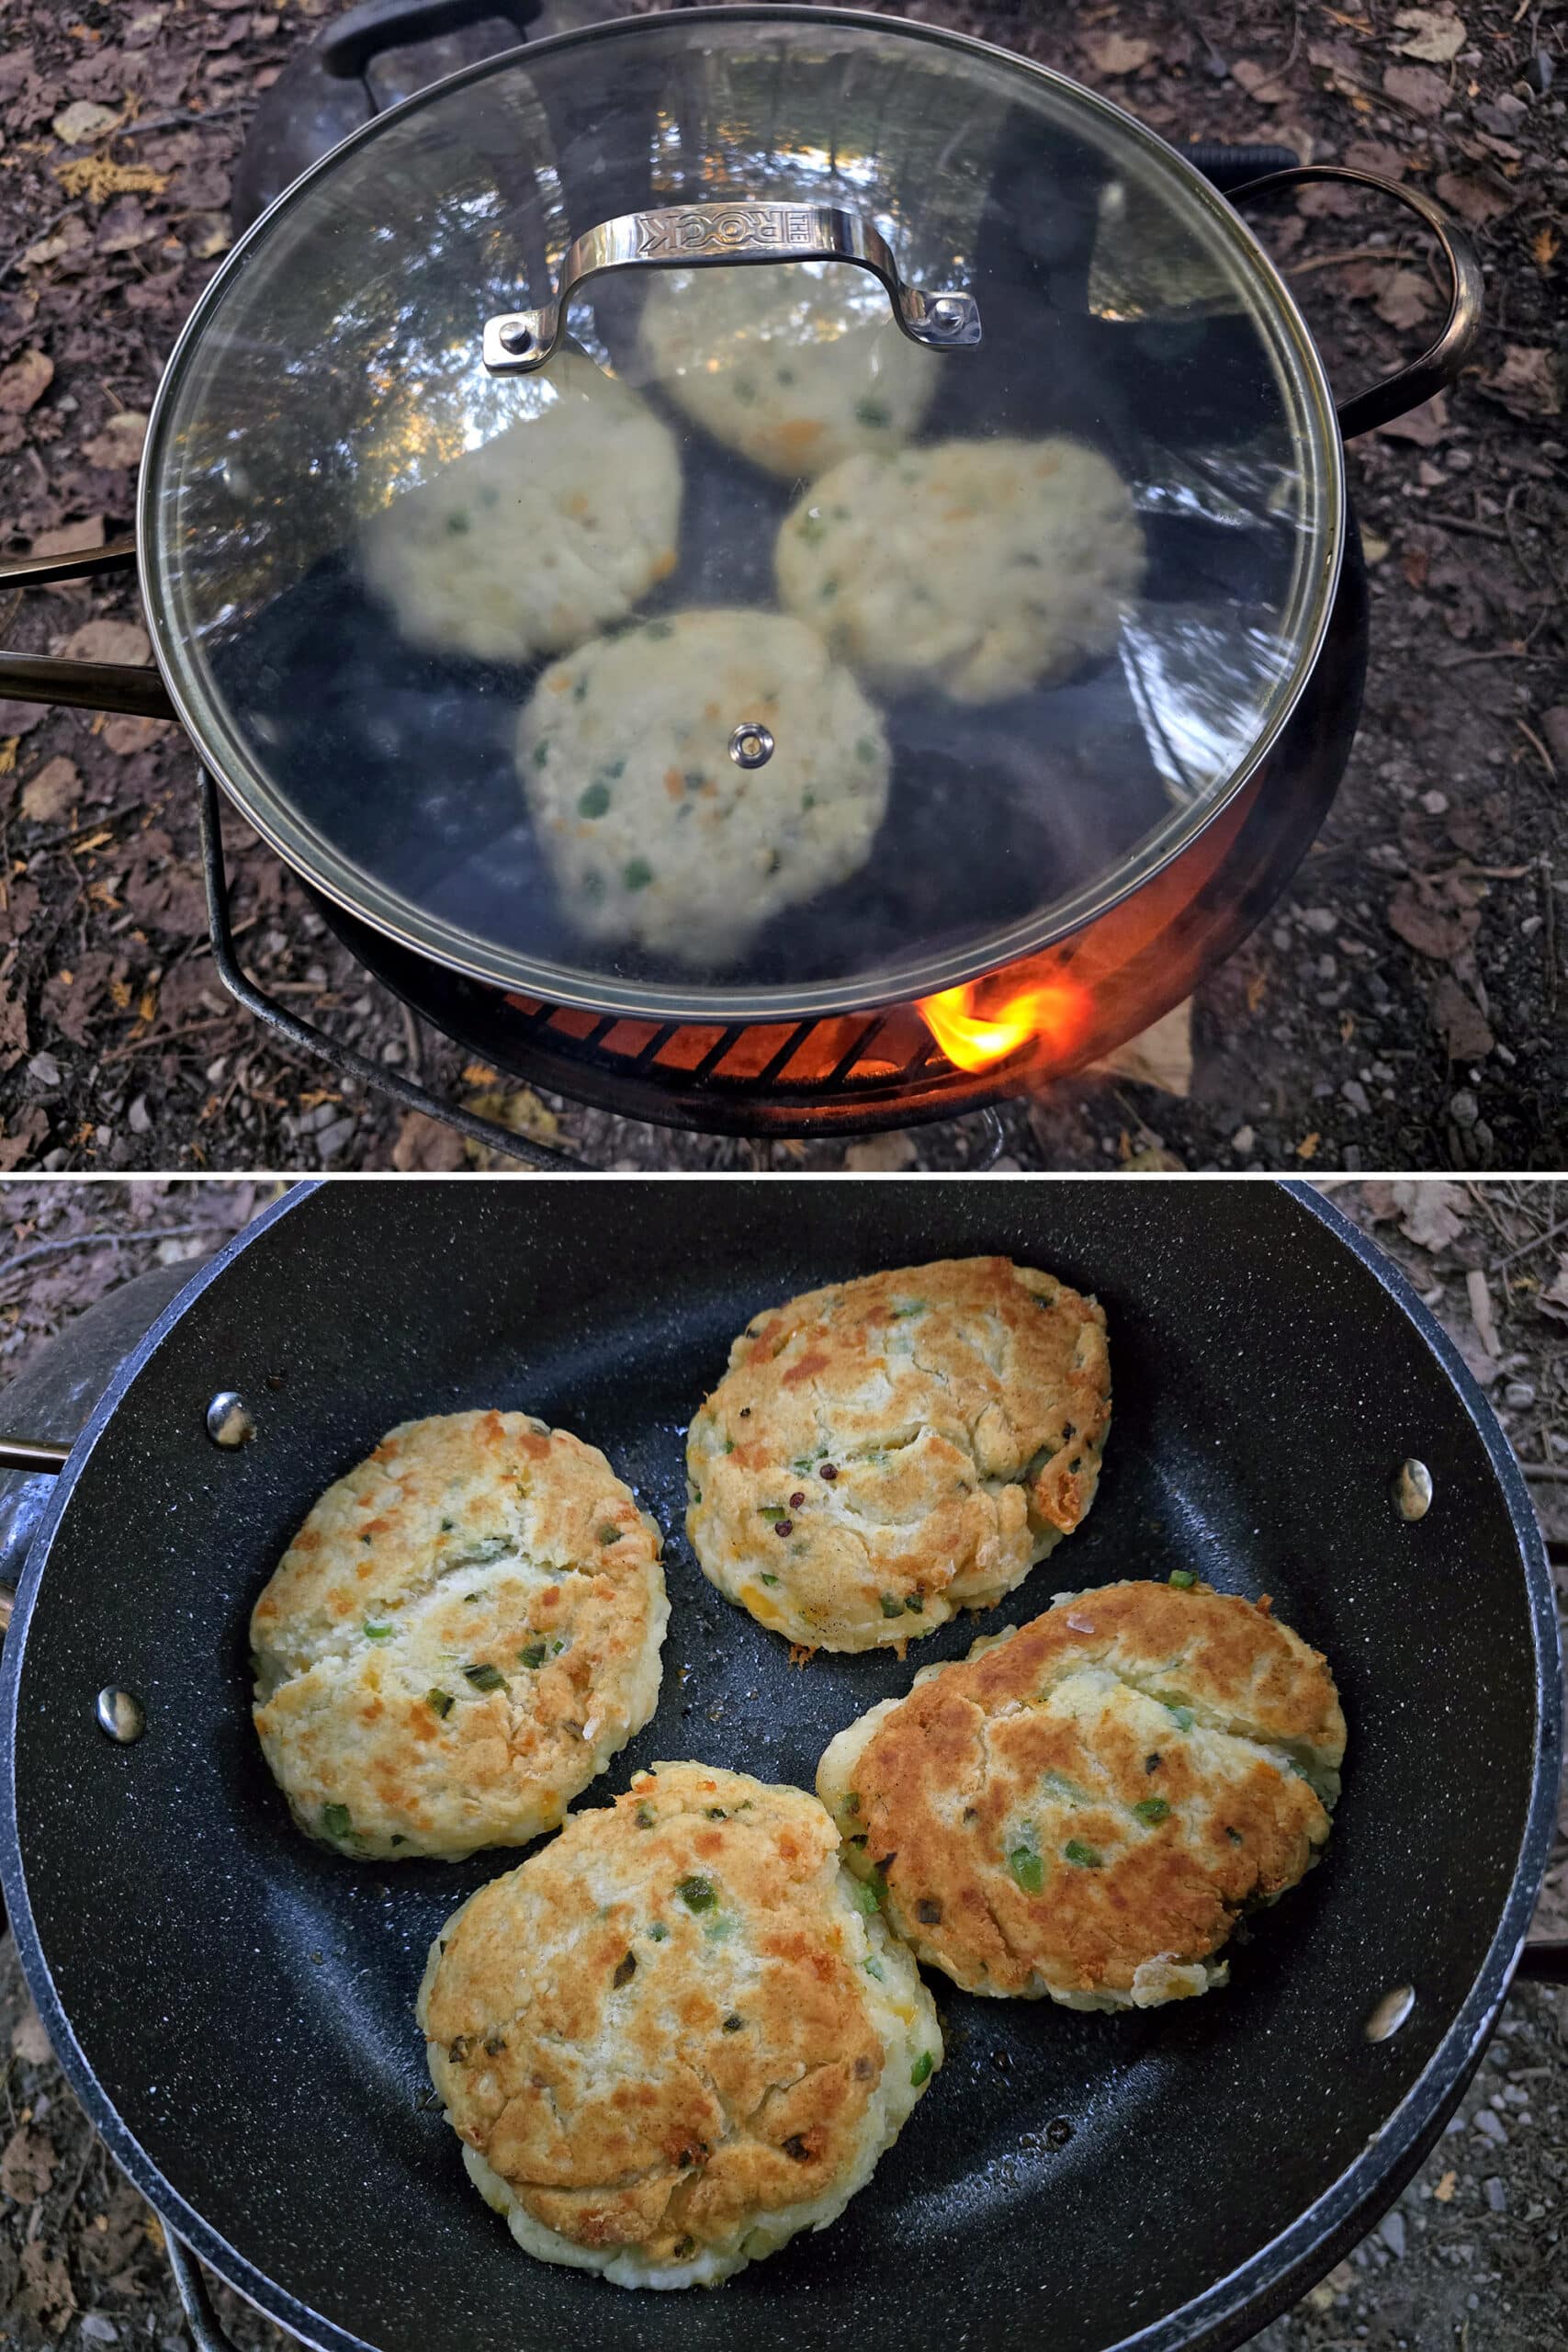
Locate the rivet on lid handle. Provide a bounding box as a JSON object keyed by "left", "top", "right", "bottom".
{"left": 483, "top": 201, "right": 980, "bottom": 376}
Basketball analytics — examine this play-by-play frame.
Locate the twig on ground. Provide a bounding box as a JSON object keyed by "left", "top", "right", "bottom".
{"left": 0, "top": 1224, "right": 209, "bottom": 1292}
{"left": 1492, "top": 1209, "right": 1568, "bottom": 1275}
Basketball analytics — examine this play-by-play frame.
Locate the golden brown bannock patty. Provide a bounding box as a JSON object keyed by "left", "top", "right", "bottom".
{"left": 817, "top": 1578, "right": 1346, "bottom": 2007}
{"left": 686, "top": 1258, "right": 1111, "bottom": 1652}
{"left": 251, "top": 1410, "right": 667, "bottom": 1860}
{"left": 417, "top": 1762, "right": 942, "bottom": 2288}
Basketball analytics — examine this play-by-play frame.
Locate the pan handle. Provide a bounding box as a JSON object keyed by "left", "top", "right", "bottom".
{"left": 0, "top": 1438, "right": 70, "bottom": 1476}
{"left": 1224, "top": 164, "right": 1483, "bottom": 441}
{"left": 0, "top": 536, "right": 176, "bottom": 719}
{"left": 164, "top": 2231, "right": 242, "bottom": 2352}
{"left": 0, "top": 1440, "right": 67, "bottom": 1633}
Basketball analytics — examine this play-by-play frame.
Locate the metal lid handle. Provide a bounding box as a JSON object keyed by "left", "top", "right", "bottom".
{"left": 483, "top": 200, "right": 980, "bottom": 375}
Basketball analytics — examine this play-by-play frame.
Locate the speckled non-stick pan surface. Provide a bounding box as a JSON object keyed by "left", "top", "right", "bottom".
{"left": 0, "top": 1181, "right": 1558, "bottom": 2352}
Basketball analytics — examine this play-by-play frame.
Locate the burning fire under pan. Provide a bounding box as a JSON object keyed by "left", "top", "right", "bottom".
{"left": 0, "top": 2, "right": 1481, "bottom": 1165}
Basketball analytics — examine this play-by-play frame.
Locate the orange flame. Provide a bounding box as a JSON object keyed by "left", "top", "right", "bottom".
{"left": 916, "top": 976, "right": 1088, "bottom": 1073}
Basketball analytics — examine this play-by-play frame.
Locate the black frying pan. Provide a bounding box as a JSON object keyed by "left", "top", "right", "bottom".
{"left": 0, "top": 1179, "right": 1561, "bottom": 2352}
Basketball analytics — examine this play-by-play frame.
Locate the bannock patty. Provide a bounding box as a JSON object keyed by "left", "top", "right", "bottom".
{"left": 817, "top": 1577, "right": 1346, "bottom": 2006}
{"left": 251, "top": 1410, "right": 667, "bottom": 1860}
{"left": 686, "top": 1257, "right": 1111, "bottom": 1651}
{"left": 417, "top": 1762, "right": 941, "bottom": 2287}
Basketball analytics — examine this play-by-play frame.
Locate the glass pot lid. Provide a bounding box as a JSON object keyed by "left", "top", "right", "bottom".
{"left": 141, "top": 4, "right": 1343, "bottom": 1021}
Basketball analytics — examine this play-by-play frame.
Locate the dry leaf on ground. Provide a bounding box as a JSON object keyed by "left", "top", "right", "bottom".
{"left": 1376, "top": 391, "right": 1449, "bottom": 446}
{"left": 0, "top": 2123, "right": 57, "bottom": 2204}
{"left": 1087, "top": 32, "right": 1151, "bottom": 75}
{"left": 31, "top": 516, "right": 105, "bottom": 560}
{"left": 1388, "top": 879, "right": 1480, "bottom": 961}
{"left": 57, "top": 618, "right": 150, "bottom": 665}
{"left": 0, "top": 350, "right": 54, "bottom": 414}
{"left": 1434, "top": 169, "right": 1514, "bottom": 223}
{"left": 1382, "top": 62, "right": 1450, "bottom": 117}
{"left": 51, "top": 98, "right": 120, "bottom": 142}
{"left": 1232, "top": 59, "right": 1295, "bottom": 104}
{"left": 1536, "top": 1261, "right": 1568, "bottom": 1324}
{"left": 391, "top": 1110, "right": 465, "bottom": 1171}
{"left": 9, "top": 2005, "right": 53, "bottom": 2066}
{"left": 1394, "top": 1179, "right": 1469, "bottom": 1252}
{"left": 80, "top": 410, "right": 148, "bottom": 469}
{"left": 1431, "top": 972, "right": 1495, "bottom": 1060}
{"left": 843, "top": 1131, "right": 918, "bottom": 1172}
{"left": 18, "top": 757, "right": 81, "bottom": 824}
{"left": 1376, "top": 269, "right": 1434, "bottom": 329}
{"left": 18, "top": 2237, "right": 75, "bottom": 2331}
{"left": 1089, "top": 1001, "right": 1193, "bottom": 1097}
{"left": 1393, "top": 7, "right": 1467, "bottom": 63}
{"left": 1485, "top": 345, "right": 1560, "bottom": 417}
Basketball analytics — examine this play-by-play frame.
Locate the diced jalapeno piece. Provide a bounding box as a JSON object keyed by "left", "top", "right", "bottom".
{"left": 1008, "top": 1845, "right": 1044, "bottom": 1894}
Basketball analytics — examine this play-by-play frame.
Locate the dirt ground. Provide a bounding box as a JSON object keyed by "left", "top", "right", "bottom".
{"left": 0, "top": 1174, "right": 1563, "bottom": 2348}
{"left": 0, "top": 0, "right": 1562, "bottom": 1174}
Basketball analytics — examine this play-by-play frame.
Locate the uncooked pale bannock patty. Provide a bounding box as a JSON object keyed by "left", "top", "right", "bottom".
{"left": 417, "top": 1762, "right": 942, "bottom": 2288}
{"left": 360, "top": 352, "right": 681, "bottom": 663}
{"left": 776, "top": 436, "right": 1145, "bottom": 703}
{"left": 638, "top": 259, "right": 938, "bottom": 481}
{"left": 817, "top": 1578, "right": 1347, "bottom": 2007}
{"left": 685, "top": 1257, "right": 1111, "bottom": 1653}
{"left": 251, "top": 1410, "right": 668, "bottom": 1860}
{"left": 519, "top": 608, "right": 890, "bottom": 965}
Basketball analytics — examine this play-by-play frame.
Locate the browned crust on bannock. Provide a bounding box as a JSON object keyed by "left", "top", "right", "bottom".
{"left": 421, "top": 1766, "right": 888, "bottom": 2261}
{"left": 686, "top": 1258, "right": 1111, "bottom": 1651}
{"left": 251, "top": 1410, "right": 666, "bottom": 1859}
{"left": 826, "top": 1580, "right": 1345, "bottom": 2002}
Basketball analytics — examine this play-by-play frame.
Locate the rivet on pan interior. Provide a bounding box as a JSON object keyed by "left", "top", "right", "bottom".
{"left": 729, "top": 721, "right": 774, "bottom": 770}
{"left": 497, "top": 319, "right": 534, "bottom": 356}
{"left": 96, "top": 1687, "right": 145, "bottom": 1744}
{"left": 1393, "top": 1460, "right": 1433, "bottom": 1521}
{"left": 1365, "top": 1984, "right": 1416, "bottom": 2042}
{"left": 206, "top": 1391, "right": 254, "bottom": 1449}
